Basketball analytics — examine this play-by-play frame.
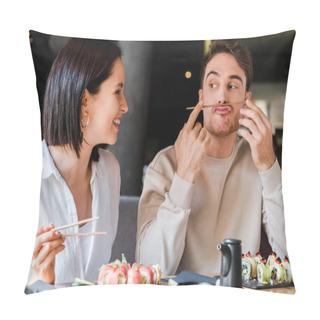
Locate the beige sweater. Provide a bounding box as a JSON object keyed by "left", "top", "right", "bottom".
{"left": 136, "top": 137, "right": 288, "bottom": 276}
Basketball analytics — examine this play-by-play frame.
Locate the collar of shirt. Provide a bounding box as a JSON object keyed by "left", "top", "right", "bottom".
{"left": 41, "top": 140, "right": 100, "bottom": 182}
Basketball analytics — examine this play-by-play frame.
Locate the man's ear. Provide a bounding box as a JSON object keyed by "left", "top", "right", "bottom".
{"left": 246, "top": 91, "right": 252, "bottom": 100}
{"left": 198, "top": 89, "right": 203, "bottom": 102}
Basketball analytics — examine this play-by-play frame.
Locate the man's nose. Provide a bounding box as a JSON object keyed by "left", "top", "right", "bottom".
{"left": 218, "top": 86, "right": 228, "bottom": 104}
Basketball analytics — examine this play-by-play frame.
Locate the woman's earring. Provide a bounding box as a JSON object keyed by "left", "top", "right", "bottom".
{"left": 81, "top": 115, "right": 90, "bottom": 129}
{"left": 81, "top": 97, "right": 89, "bottom": 128}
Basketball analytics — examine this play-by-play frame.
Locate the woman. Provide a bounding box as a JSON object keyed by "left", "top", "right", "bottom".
{"left": 27, "top": 37, "right": 128, "bottom": 285}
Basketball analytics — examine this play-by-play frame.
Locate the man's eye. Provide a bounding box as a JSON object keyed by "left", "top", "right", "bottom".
{"left": 209, "top": 83, "right": 217, "bottom": 88}
{"left": 229, "top": 84, "right": 238, "bottom": 89}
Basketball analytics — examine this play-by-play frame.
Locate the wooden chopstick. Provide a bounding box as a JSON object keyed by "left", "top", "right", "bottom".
{"left": 51, "top": 217, "right": 107, "bottom": 237}
{"left": 52, "top": 217, "right": 100, "bottom": 232}
{"left": 62, "top": 232, "right": 107, "bottom": 237}
{"left": 186, "top": 99, "right": 256, "bottom": 110}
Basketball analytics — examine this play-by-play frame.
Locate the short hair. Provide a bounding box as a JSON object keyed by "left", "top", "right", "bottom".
{"left": 43, "top": 38, "right": 122, "bottom": 161}
{"left": 199, "top": 39, "right": 253, "bottom": 91}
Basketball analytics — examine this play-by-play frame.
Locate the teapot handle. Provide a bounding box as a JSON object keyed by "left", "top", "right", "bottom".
{"left": 217, "top": 243, "right": 231, "bottom": 277}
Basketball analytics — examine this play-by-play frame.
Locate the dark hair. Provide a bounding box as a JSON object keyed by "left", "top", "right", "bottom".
{"left": 43, "top": 37, "right": 122, "bottom": 161}
{"left": 199, "top": 40, "right": 253, "bottom": 91}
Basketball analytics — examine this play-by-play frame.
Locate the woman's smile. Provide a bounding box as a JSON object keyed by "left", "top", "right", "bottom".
{"left": 112, "top": 117, "right": 121, "bottom": 130}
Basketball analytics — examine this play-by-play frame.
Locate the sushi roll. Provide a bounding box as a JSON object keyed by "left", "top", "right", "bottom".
{"left": 98, "top": 254, "right": 162, "bottom": 285}
{"left": 242, "top": 252, "right": 257, "bottom": 280}
{"left": 149, "top": 264, "right": 162, "bottom": 284}
{"left": 98, "top": 264, "right": 127, "bottom": 284}
{"left": 254, "top": 252, "right": 262, "bottom": 265}
{"left": 282, "top": 256, "right": 293, "bottom": 283}
{"left": 267, "top": 252, "right": 277, "bottom": 267}
{"left": 257, "top": 257, "right": 271, "bottom": 284}
{"left": 242, "top": 255, "right": 252, "bottom": 281}
{"left": 98, "top": 253, "right": 129, "bottom": 285}
{"left": 139, "top": 265, "right": 154, "bottom": 284}
{"left": 127, "top": 263, "right": 142, "bottom": 284}
{"left": 270, "top": 257, "right": 285, "bottom": 282}
{"left": 245, "top": 252, "right": 257, "bottom": 278}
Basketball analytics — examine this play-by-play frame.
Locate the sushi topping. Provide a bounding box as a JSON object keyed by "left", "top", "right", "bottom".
{"left": 260, "top": 257, "right": 267, "bottom": 264}
{"left": 276, "top": 257, "right": 282, "bottom": 264}
{"left": 121, "top": 253, "right": 129, "bottom": 271}
{"left": 245, "top": 251, "right": 252, "bottom": 257}
{"left": 271, "top": 251, "right": 277, "bottom": 258}
{"left": 284, "top": 256, "right": 290, "bottom": 263}
{"left": 255, "top": 252, "right": 262, "bottom": 258}
{"left": 134, "top": 262, "right": 141, "bottom": 271}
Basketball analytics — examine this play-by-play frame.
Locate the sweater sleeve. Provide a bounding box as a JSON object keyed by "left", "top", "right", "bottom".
{"left": 136, "top": 148, "right": 194, "bottom": 276}
{"left": 260, "top": 159, "right": 288, "bottom": 258}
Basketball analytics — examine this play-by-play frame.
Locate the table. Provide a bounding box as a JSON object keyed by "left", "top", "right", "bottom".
{"left": 245, "top": 283, "right": 295, "bottom": 294}
{"left": 29, "top": 274, "right": 295, "bottom": 295}
{"left": 162, "top": 273, "right": 295, "bottom": 294}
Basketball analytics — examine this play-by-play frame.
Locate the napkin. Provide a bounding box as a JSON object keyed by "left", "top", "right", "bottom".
{"left": 162, "top": 271, "right": 219, "bottom": 285}
{"left": 24, "top": 280, "right": 56, "bottom": 294}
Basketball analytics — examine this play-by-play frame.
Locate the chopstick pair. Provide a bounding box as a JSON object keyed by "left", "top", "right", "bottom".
{"left": 52, "top": 217, "right": 107, "bottom": 237}
{"left": 186, "top": 99, "right": 256, "bottom": 110}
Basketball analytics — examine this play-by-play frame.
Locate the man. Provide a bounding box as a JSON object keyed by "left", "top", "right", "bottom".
{"left": 136, "top": 40, "right": 287, "bottom": 276}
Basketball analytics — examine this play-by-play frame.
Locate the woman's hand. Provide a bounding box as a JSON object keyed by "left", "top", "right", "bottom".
{"left": 174, "top": 101, "right": 208, "bottom": 183}
{"left": 29, "top": 224, "right": 65, "bottom": 284}
{"left": 238, "top": 99, "right": 276, "bottom": 172}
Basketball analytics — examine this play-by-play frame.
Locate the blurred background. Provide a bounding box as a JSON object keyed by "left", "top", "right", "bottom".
{"left": 29, "top": 30, "right": 295, "bottom": 196}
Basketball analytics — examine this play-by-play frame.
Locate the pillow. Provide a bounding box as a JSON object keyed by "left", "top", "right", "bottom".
{"left": 26, "top": 30, "right": 295, "bottom": 294}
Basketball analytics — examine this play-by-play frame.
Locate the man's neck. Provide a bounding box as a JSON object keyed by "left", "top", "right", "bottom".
{"left": 206, "top": 131, "right": 238, "bottom": 159}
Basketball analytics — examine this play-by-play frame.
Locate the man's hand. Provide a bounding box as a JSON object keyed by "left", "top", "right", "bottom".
{"left": 174, "top": 101, "right": 208, "bottom": 183}
{"left": 238, "top": 99, "right": 276, "bottom": 172}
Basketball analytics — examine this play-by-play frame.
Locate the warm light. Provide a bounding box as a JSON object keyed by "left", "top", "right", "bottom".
{"left": 185, "top": 71, "right": 192, "bottom": 79}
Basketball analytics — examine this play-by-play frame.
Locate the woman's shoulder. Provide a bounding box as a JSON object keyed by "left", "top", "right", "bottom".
{"left": 96, "top": 148, "right": 120, "bottom": 173}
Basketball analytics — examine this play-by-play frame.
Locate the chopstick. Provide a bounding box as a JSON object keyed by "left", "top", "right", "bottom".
{"left": 52, "top": 217, "right": 100, "bottom": 232}
{"left": 62, "top": 232, "right": 107, "bottom": 237}
{"left": 186, "top": 99, "right": 256, "bottom": 110}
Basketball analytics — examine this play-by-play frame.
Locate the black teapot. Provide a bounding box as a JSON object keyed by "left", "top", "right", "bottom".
{"left": 217, "top": 238, "right": 242, "bottom": 288}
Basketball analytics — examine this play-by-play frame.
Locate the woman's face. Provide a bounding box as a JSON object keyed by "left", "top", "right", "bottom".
{"left": 83, "top": 58, "right": 128, "bottom": 146}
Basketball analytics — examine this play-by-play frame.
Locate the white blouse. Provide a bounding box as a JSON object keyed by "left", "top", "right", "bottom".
{"left": 79, "top": 222, "right": 93, "bottom": 273}
{"left": 29, "top": 141, "right": 120, "bottom": 284}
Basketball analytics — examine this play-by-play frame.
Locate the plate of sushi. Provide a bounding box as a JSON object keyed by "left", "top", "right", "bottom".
{"left": 241, "top": 251, "right": 294, "bottom": 289}
{"left": 72, "top": 254, "right": 162, "bottom": 286}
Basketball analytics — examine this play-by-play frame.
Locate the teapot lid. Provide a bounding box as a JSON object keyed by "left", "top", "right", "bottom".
{"left": 223, "top": 238, "right": 241, "bottom": 245}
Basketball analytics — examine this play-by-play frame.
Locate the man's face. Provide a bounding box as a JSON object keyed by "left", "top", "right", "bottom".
{"left": 199, "top": 52, "right": 250, "bottom": 137}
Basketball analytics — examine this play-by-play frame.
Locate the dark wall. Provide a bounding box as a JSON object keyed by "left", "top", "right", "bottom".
{"left": 29, "top": 30, "right": 294, "bottom": 195}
